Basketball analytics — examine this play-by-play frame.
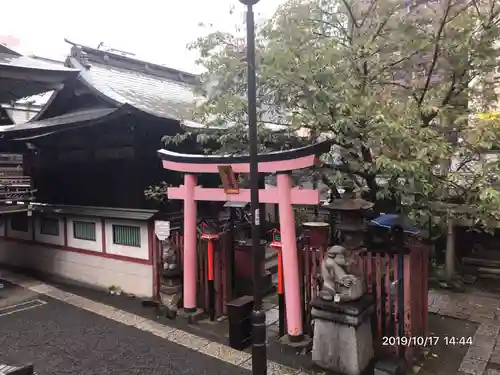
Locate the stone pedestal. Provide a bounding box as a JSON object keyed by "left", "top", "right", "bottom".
{"left": 311, "top": 295, "right": 375, "bottom": 375}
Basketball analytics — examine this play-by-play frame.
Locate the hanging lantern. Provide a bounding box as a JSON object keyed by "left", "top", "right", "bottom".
{"left": 269, "top": 229, "right": 282, "bottom": 249}
{"left": 201, "top": 219, "right": 220, "bottom": 240}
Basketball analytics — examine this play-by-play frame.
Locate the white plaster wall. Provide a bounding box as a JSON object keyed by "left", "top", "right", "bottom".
{"left": 67, "top": 216, "right": 103, "bottom": 252}
{"left": 34, "top": 216, "right": 65, "bottom": 246}
{"left": 105, "top": 219, "right": 149, "bottom": 260}
{"left": 6, "top": 216, "right": 33, "bottom": 241}
{"left": 0, "top": 240, "right": 153, "bottom": 297}
{"left": 5, "top": 108, "right": 38, "bottom": 124}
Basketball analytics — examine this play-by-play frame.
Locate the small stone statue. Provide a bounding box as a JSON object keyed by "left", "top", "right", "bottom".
{"left": 162, "top": 242, "right": 178, "bottom": 271}
{"left": 319, "top": 245, "right": 364, "bottom": 302}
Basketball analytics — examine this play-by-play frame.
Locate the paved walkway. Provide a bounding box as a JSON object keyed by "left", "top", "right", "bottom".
{"left": 428, "top": 288, "right": 500, "bottom": 375}
{"left": 7, "top": 267, "right": 500, "bottom": 375}
{"left": 0, "top": 270, "right": 309, "bottom": 375}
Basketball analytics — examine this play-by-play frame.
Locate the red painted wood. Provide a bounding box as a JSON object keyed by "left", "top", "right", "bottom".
{"left": 392, "top": 254, "right": 400, "bottom": 356}
{"left": 384, "top": 254, "right": 393, "bottom": 355}
{"left": 403, "top": 253, "right": 412, "bottom": 361}
{"left": 422, "top": 245, "right": 429, "bottom": 336}
{"left": 414, "top": 249, "right": 422, "bottom": 339}
{"left": 375, "top": 254, "right": 382, "bottom": 343}
{"left": 220, "top": 233, "right": 230, "bottom": 316}
{"left": 212, "top": 239, "right": 219, "bottom": 316}
{"left": 198, "top": 241, "right": 206, "bottom": 311}
{"left": 207, "top": 240, "right": 214, "bottom": 281}
{"left": 168, "top": 186, "right": 320, "bottom": 205}
{"left": 278, "top": 248, "right": 284, "bottom": 294}
{"left": 366, "top": 252, "right": 373, "bottom": 294}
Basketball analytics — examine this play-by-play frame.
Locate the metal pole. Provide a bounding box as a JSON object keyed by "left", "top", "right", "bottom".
{"left": 238, "top": 0, "right": 267, "bottom": 374}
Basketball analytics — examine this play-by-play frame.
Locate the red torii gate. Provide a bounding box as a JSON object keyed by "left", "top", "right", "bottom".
{"left": 157, "top": 141, "right": 331, "bottom": 341}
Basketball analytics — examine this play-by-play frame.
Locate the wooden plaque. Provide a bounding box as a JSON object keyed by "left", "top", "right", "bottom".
{"left": 218, "top": 166, "right": 239, "bottom": 194}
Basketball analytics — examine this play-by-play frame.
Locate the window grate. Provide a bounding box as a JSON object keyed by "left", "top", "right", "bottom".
{"left": 73, "top": 221, "right": 96, "bottom": 241}
{"left": 112, "top": 224, "right": 141, "bottom": 247}
{"left": 10, "top": 214, "right": 28, "bottom": 232}
{"left": 40, "top": 217, "right": 59, "bottom": 236}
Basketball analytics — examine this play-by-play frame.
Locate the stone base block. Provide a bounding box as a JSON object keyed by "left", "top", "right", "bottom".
{"left": 278, "top": 334, "right": 313, "bottom": 354}
{"left": 177, "top": 308, "right": 205, "bottom": 323}
{"left": 311, "top": 296, "right": 374, "bottom": 375}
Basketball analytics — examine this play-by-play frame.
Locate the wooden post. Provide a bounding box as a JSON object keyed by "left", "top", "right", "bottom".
{"left": 207, "top": 239, "right": 216, "bottom": 321}
{"left": 277, "top": 247, "right": 286, "bottom": 337}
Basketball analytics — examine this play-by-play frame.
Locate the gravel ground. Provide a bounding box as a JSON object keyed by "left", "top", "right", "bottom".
{"left": 0, "top": 293, "right": 251, "bottom": 375}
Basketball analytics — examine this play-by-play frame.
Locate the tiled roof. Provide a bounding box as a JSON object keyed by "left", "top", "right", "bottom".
{"left": 74, "top": 60, "right": 197, "bottom": 120}
{"left": 0, "top": 52, "right": 78, "bottom": 103}
{"left": 66, "top": 41, "right": 200, "bottom": 121}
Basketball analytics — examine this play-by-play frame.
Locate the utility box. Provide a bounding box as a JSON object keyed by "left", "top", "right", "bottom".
{"left": 227, "top": 295, "right": 254, "bottom": 350}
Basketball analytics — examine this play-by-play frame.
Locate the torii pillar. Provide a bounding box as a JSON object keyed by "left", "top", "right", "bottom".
{"left": 157, "top": 141, "right": 332, "bottom": 342}
{"left": 183, "top": 173, "right": 198, "bottom": 312}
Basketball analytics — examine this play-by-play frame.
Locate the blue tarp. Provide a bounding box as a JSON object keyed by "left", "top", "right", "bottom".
{"left": 370, "top": 214, "right": 420, "bottom": 235}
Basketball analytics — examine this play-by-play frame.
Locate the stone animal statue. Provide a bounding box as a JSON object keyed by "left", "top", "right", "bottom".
{"left": 319, "top": 245, "right": 364, "bottom": 302}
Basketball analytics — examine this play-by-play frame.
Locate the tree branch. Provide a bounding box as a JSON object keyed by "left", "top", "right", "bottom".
{"left": 418, "top": 0, "right": 452, "bottom": 106}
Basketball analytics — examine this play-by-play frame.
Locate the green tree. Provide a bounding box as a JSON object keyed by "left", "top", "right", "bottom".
{"left": 160, "top": 0, "right": 500, "bottom": 226}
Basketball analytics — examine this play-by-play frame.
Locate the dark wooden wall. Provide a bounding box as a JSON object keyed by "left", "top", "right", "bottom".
{"left": 30, "top": 114, "right": 185, "bottom": 210}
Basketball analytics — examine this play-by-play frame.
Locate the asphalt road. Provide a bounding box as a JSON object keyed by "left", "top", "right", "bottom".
{"left": 0, "top": 292, "right": 251, "bottom": 375}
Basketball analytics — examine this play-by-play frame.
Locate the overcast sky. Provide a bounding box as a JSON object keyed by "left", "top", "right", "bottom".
{"left": 1, "top": 0, "right": 284, "bottom": 73}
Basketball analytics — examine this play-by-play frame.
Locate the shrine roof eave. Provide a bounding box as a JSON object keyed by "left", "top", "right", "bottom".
{"left": 0, "top": 106, "right": 120, "bottom": 141}
{"left": 0, "top": 52, "right": 79, "bottom": 102}
{"left": 157, "top": 140, "right": 333, "bottom": 173}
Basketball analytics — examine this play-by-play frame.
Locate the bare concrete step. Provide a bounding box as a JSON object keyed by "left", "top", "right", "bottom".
{"left": 462, "top": 265, "right": 500, "bottom": 276}
{"left": 463, "top": 257, "right": 500, "bottom": 268}
{"left": 265, "top": 246, "right": 278, "bottom": 260}
{"left": 264, "top": 247, "right": 278, "bottom": 275}
{"left": 462, "top": 257, "right": 500, "bottom": 280}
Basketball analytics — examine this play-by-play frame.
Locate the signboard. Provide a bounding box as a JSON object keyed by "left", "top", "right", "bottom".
{"left": 218, "top": 165, "right": 239, "bottom": 194}
{"left": 154, "top": 220, "right": 170, "bottom": 241}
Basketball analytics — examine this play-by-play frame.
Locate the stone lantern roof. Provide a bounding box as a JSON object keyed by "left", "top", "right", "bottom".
{"left": 322, "top": 186, "right": 374, "bottom": 211}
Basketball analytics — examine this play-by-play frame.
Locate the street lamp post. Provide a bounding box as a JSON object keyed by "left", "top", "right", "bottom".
{"left": 238, "top": 0, "right": 267, "bottom": 374}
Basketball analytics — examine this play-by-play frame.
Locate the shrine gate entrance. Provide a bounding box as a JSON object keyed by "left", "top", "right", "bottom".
{"left": 157, "top": 141, "right": 331, "bottom": 341}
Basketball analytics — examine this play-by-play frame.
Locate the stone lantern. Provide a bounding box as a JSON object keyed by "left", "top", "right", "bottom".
{"left": 322, "top": 184, "right": 374, "bottom": 250}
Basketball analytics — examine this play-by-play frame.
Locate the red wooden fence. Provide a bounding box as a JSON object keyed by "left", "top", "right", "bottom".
{"left": 168, "top": 229, "right": 233, "bottom": 318}
{"left": 298, "top": 239, "right": 429, "bottom": 361}
{"left": 169, "top": 228, "right": 429, "bottom": 362}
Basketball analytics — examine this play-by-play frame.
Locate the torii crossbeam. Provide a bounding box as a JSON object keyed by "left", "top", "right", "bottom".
{"left": 157, "top": 141, "right": 331, "bottom": 342}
